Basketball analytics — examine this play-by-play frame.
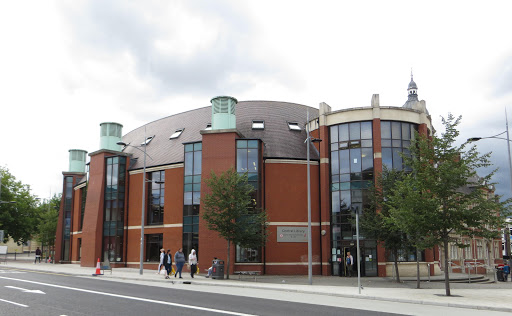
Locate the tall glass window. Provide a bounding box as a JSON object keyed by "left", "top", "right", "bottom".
{"left": 61, "top": 176, "right": 73, "bottom": 261}
{"left": 183, "top": 142, "right": 201, "bottom": 257}
{"left": 330, "top": 122, "right": 377, "bottom": 276}
{"left": 235, "top": 139, "right": 262, "bottom": 263}
{"left": 380, "top": 121, "right": 417, "bottom": 171}
{"left": 79, "top": 185, "right": 87, "bottom": 231}
{"left": 148, "top": 171, "right": 165, "bottom": 225}
{"left": 103, "top": 156, "right": 126, "bottom": 262}
{"left": 145, "top": 233, "right": 163, "bottom": 262}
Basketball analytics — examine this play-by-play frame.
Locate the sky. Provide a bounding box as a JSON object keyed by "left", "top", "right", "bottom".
{"left": 1, "top": 0, "right": 512, "bottom": 201}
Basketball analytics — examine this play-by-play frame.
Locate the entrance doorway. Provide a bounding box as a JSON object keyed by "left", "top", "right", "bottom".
{"left": 331, "top": 240, "right": 377, "bottom": 277}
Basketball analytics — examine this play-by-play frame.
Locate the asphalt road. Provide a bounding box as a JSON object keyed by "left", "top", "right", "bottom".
{"left": 0, "top": 268, "right": 402, "bottom": 316}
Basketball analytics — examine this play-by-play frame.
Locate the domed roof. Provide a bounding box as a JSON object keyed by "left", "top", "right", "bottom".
{"left": 408, "top": 78, "right": 417, "bottom": 90}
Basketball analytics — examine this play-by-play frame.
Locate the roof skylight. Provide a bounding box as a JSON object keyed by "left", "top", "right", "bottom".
{"left": 169, "top": 128, "right": 184, "bottom": 139}
{"left": 252, "top": 120, "right": 265, "bottom": 130}
{"left": 205, "top": 123, "right": 212, "bottom": 130}
{"left": 141, "top": 136, "right": 154, "bottom": 146}
{"left": 288, "top": 122, "right": 301, "bottom": 131}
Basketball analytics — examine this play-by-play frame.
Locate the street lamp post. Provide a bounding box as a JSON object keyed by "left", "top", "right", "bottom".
{"left": 306, "top": 110, "right": 322, "bottom": 285}
{"left": 468, "top": 110, "right": 512, "bottom": 258}
{"left": 117, "top": 126, "right": 152, "bottom": 275}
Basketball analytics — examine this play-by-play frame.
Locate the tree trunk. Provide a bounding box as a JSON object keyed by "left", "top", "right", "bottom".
{"left": 443, "top": 239, "right": 451, "bottom": 296}
{"left": 393, "top": 249, "right": 400, "bottom": 283}
{"left": 226, "top": 240, "right": 231, "bottom": 279}
{"left": 416, "top": 247, "right": 421, "bottom": 289}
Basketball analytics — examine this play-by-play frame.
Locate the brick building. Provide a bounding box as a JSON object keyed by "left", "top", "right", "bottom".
{"left": 55, "top": 77, "right": 463, "bottom": 277}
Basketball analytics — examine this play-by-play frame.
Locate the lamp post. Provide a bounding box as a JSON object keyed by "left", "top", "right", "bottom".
{"left": 467, "top": 110, "right": 512, "bottom": 259}
{"left": 117, "top": 127, "right": 152, "bottom": 275}
{"left": 306, "top": 110, "right": 322, "bottom": 285}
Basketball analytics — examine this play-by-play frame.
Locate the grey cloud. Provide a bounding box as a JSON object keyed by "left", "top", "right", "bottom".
{"left": 491, "top": 54, "right": 512, "bottom": 97}
{"left": 58, "top": 0, "right": 298, "bottom": 98}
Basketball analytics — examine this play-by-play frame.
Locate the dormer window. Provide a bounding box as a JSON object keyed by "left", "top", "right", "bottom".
{"left": 252, "top": 120, "right": 265, "bottom": 130}
{"left": 169, "top": 128, "right": 184, "bottom": 139}
{"left": 120, "top": 142, "right": 130, "bottom": 151}
{"left": 141, "top": 136, "right": 154, "bottom": 146}
{"left": 288, "top": 122, "right": 301, "bottom": 131}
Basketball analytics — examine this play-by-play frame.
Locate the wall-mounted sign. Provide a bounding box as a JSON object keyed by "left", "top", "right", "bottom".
{"left": 277, "top": 226, "right": 307, "bottom": 242}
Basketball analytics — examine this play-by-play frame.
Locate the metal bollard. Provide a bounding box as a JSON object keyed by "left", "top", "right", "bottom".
{"left": 427, "top": 263, "right": 431, "bottom": 282}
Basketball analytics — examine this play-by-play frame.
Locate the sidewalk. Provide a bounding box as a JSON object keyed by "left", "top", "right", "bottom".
{"left": 2, "top": 257, "right": 512, "bottom": 313}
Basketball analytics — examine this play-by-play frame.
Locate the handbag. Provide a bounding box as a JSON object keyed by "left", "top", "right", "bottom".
{"left": 171, "top": 267, "right": 176, "bottom": 275}
{"left": 196, "top": 265, "right": 200, "bottom": 274}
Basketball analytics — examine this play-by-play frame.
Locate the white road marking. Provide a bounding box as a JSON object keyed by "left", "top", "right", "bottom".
{"left": 0, "top": 276, "right": 257, "bottom": 316}
{"left": 0, "top": 298, "right": 28, "bottom": 307}
{"left": 0, "top": 270, "right": 25, "bottom": 274}
{"left": 5, "top": 286, "right": 45, "bottom": 294}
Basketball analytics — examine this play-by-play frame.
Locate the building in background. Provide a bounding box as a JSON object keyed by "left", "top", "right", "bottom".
{"left": 54, "top": 78, "right": 504, "bottom": 276}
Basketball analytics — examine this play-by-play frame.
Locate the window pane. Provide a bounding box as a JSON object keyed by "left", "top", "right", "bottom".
{"left": 350, "top": 148, "right": 361, "bottom": 172}
{"left": 382, "top": 148, "right": 392, "bottom": 170}
{"left": 237, "top": 149, "right": 247, "bottom": 172}
{"left": 247, "top": 149, "right": 258, "bottom": 172}
{"left": 248, "top": 140, "right": 259, "bottom": 148}
{"left": 349, "top": 122, "right": 360, "bottom": 140}
{"left": 331, "top": 151, "right": 339, "bottom": 175}
{"left": 237, "top": 140, "right": 247, "bottom": 149}
{"left": 330, "top": 125, "right": 338, "bottom": 143}
{"left": 391, "top": 122, "right": 401, "bottom": 139}
{"left": 361, "top": 121, "right": 372, "bottom": 139}
{"left": 340, "top": 190, "right": 351, "bottom": 210}
{"left": 193, "top": 142, "right": 202, "bottom": 151}
{"left": 381, "top": 121, "right": 391, "bottom": 139}
{"left": 361, "top": 148, "right": 373, "bottom": 172}
{"left": 381, "top": 139, "right": 391, "bottom": 147}
{"left": 193, "top": 151, "right": 202, "bottom": 175}
{"left": 185, "top": 152, "right": 193, "bottom": 176}
{"left": 339, "top": 124, "right": 349, "bottom": 142}
{"left": 185, "top": 144, "right": 194, "bottom": 152}
{"left": 392, "top": 148, "right": 402, "bottom": 170}
{"left": 340, "top": 150, "right": 350, "bottom": 174}
{"left": 402, "top": 123, "right": 411, "bottom": 140}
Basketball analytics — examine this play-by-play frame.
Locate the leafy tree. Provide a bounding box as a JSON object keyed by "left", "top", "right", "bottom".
{"left": 361, "top": 168, "right": 412, "bottom": 283}
{"left": 0, "top": 167, "right": 40, "bottom": 244}
{"left": 386, "top": 114, "right": 510, "bottom": 296}
{"left": 35, "top": 194, "right": 61, "bottom": 258}
{"left": 202, "top": 168, "right": 268, "bottom": 279}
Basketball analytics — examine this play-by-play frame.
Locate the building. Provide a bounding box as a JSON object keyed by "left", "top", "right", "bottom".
{"left": 56, "top": 77, "right": 485, "bottom": 277}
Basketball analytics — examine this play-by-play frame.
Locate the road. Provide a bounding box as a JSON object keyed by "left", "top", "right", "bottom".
{"left": 0, "top": 267, "right": 510, "bottom": 316}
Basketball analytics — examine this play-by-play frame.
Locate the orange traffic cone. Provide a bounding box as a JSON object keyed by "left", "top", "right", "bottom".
{"left": 93, "top": 258, "right": 101, "bottom": 276}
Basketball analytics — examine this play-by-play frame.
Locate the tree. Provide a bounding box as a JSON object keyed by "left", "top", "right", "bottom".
{"left": 0, "top": 167, "right": 40, "bottom": 244}
{"left": 386, "top": 114, "right": 510, "bottom": 296}
{"left": 35, "top": 194, "right": 61, "bottom": 259}
{"left": 202, "top": 168, "right": 268, "bottom": 279}
{"left": 361, "top": 168, "right": 412, "bottom": 283}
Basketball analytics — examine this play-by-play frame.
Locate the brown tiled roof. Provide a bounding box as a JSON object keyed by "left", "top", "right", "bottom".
{"left": 121, "top": 101, "right": 319, "bottom": 170}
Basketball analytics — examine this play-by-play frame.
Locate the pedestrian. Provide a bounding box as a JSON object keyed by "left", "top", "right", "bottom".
{"left": 34, "top": 247, "right": 42, "bottom": 264}
{"left": 156, "top": 248, "right": 165, "bottom": 274}
{"left": 189, "top": 249, "right": 198, "bottom": 278}
{"left": 164, "top": 250, "right": 172, "bottom": 279}
{"left": 207, "top": 257, "right": 219, "bottom": 278}
{"left": 346, "top": 251, "right": 354, "bottom": 277}
{"left": 174, "top": 248, "right": 186, "bottom": 278}
{"left": 504, "top": 263, "right": 510, "bottom": 282}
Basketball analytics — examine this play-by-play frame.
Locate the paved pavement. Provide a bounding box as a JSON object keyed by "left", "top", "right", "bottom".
{"left": 2, "top": 255, "right": 512, "bottom": 313}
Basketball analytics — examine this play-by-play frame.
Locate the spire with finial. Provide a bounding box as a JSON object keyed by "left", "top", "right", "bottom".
{"left": 407, "top": 69, "right": 418, "bottom": 101}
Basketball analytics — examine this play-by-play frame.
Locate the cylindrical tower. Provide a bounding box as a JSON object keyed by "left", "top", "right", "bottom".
{"left": 99, "top": 122, "right": 123, "bottom": 151}
{"left": 68, "top": 149, "right": 88, "bottom": 173}
{"left": 211, "top": 96, "right": 237, "bottom": 130}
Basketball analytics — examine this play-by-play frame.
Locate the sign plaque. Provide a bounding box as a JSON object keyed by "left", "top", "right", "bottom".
{"left": 277, "top": 226, "right": 308, "bottom": 242}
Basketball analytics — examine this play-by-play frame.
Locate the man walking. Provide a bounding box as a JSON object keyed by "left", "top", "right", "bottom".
{"left": 346, "top": 251, "right": 354, "bottom": 277}
{"left": 34, "top": 247, "right": 42, "bottom": 264}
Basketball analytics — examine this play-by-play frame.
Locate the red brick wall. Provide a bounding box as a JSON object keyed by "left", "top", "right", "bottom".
{"left": 264, "top": 162, "right": 321, "bottom": 275}
{"left": 81, "top": 153, "right": 111, "bottom": 267}
{"left": 199, "top": 132, "right": 238, "bottom": 273}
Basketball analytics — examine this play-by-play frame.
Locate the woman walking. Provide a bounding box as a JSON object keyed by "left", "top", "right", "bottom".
{"left": 174, "top": 248, "right": 186, "bottom": 278}
{"left": 157, "top": 248, "right": 165, "bottom": 274}
{"left": 164, "top": 249, "right": 172, "bottom": 279}
{"left": 189, "top": 249, "right": 198, "bottom": 278}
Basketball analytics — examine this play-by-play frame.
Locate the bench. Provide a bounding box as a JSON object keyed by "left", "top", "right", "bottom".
{"left": 101, "top": 261, "right": 112, "bottom": 275}
{"left": 234, "top": 271, "right": 260, "bottom": 280}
